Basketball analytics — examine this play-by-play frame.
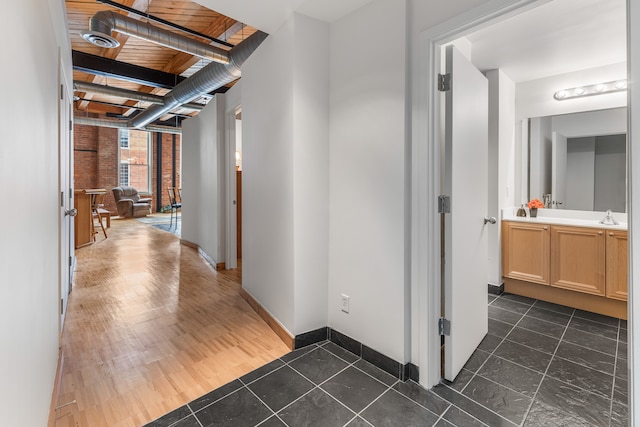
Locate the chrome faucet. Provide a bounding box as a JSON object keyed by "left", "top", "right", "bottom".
{"left": 599, "top": 209, "right": 619, "bottom": 225}
{"left": 542, "top": 194, "right": 551, "bottom": 208}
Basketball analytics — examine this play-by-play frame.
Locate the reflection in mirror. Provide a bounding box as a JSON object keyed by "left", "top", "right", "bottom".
{"left": 528, "top": 107, "right": 627, "bottom": 212}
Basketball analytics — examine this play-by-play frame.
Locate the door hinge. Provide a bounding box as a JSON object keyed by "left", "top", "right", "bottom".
{"left": 438, "top": 317, "right": 450, "bottom": 336}
{"left": 69, "top": 256, "right": 73, "bottom": 267}
{"left": 60, "top": 191, "right": 64, "bottom": 207}
{"left": 60, "top": 298, "right": 64, "bottom": 315}
{"left": 69, "top": 119, "right": 73, "bottom": 131}
{"left": 438, "top": 195, "right": 450, "bottom": 213}
{"left": 60, "top": 84, "right": 64, "bottom": 100}
{"left": 438, "top": 73, "right": 451, "bottom": 92}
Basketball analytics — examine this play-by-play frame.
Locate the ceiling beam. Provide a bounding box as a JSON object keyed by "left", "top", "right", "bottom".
{"left": 72, "top": 50, "right": 186, "bottom": 89}
{"left": 72, "top": 50, "right": 232, "bottom": 96}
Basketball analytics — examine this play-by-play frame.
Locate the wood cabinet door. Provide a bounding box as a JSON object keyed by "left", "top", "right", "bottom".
{"left": 502, "top": 222, "right": 550, "bottom": 284}
{"left": 550, "top": 226, "right": 605, "bottom": 296}
{"left": 606, "top": 231, "right": 628, "bottom": 301}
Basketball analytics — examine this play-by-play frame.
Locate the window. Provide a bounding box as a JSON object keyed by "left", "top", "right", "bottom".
{"left": 118, "top": 130, "right": 151, "bottom": 192}
{"left": 119, "top": 162, "right": 130, "bottom": 186}
{"left": 119, "top": 129, "right": 130, "bottom": 148}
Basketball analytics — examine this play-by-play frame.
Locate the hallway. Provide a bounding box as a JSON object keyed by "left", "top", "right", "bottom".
{"left": 52, "top": 217, "right": 629, "bottom": 426}
{"left": 53, "top": 218, "right": 289, "bottom": 426}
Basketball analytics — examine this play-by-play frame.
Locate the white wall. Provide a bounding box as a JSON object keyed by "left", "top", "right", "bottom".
{"left": 487, "top": 69, "right": 515, "bottom": 287}
{"left": 0, "top": 0, "right": 72, "bottom": 423}
{"left": 292, "top": 15, "right": 330, "bottom": 333}
{"left": 241, "top": 13, "right": 329, "bottom": 335}
{"left": 328, "top": 0, "right": 407, "bottom": 362}
{"left": 201, "top": 96, "right": 226, "bottom": 262}
{"left": 181, "top": 96, "right": 227, "bottom": 264}
{"left": 516, "top": 62, "right": 627, "bottom": 120}
{"left": 181, "top": 115, "right": 202, "bottom": 244}
{"left": 242, "top": 16, "right": 296, "bottom": 332}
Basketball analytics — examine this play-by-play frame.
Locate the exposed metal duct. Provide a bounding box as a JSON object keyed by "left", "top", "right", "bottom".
{"left": 81, "top": 10, "right": 230, "bottom": 64}
{"left": 73, "top": 80, "right": 204, "bottom": 111}
{"left": 128, "top": 30, "right": 268, "bottom": 129}
{"left": 74, "top": 116, "right": 182, "bottom": 135}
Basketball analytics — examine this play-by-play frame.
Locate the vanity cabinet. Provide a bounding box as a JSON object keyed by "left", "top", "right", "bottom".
{"left": 606, "top": 230, "right": 628, "bottom": 301}
{"left": 502, "top": 220, "right": 627, "bottom": 319}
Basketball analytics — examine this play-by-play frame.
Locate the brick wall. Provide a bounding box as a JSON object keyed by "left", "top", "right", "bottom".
{"left": 97, "top": 127, "right": 119, "bottom": 214}
{"left": 73, "top": 124, "right": 98, "bottom": 190}
{"left": 153, "top": 133, "right": 182, "bottom": 210}
{"left": 74, "top": 124, "right": 182, "bottom": 216}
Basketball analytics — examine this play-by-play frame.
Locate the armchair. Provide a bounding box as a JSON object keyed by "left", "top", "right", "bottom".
{"left": 112, "top": 186, "right": 152, "bottom": 218}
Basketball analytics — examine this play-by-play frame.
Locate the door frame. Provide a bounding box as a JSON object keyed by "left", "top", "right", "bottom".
{"left": 225, "top": 105, "right": 241, "bottom": 270}
{"left": 412, "top": 0, "right": 636, "bottom": 394}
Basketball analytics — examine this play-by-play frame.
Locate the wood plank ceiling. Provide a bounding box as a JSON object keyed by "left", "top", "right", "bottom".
{"left": 67, "top": 0, "right": 256, "bottom": 127}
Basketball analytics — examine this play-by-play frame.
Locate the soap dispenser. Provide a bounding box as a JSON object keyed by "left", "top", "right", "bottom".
{"left": 516, "top": 204, "right": 527, "bottom": 217}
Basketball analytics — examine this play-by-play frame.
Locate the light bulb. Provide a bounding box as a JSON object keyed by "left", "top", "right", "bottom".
{"left": 555, "top": 90, "right": 567, "bottom": 99}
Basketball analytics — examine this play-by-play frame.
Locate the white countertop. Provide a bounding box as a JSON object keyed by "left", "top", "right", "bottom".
{"left": 502, "top": 208, "right": 627, "bottom": 231}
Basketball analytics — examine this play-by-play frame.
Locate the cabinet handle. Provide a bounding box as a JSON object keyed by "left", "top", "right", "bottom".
{"left": 609, "top": 232, "right": 614, "bottom": 237}
{"left": 598, "top": 231, "right": 603, "bottom": 235}
{"left": 543, "top": 226, "right": 548, "bottom": 230}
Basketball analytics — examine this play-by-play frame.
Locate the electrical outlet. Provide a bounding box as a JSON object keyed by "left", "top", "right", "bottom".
{"left": 341, "top": 294, "right": 349, "bottom": 314}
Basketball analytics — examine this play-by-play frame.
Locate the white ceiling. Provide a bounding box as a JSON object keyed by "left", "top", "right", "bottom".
{"left": 195, "top": 0, "right": 373, "bottom": 34}
{"left": 197, "top": 0, "right": 626, "bottom": 86}
{"left": 464, "top": 0, "right": 627, "bottom": 83}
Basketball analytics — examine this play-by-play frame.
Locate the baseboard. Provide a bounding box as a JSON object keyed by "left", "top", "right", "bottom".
{"left": 294, "top": 327, "right": 329, "bottom": 349}
{"left": 292, "top": 327, "right": 419, "bottom": 383}
{"left": 180, "top": 239, "right": 198, "bottom": 249}
{"left": 181, "top": 241, "right": 226, "bottom": 270}
{"left": 47, "top": 348, "right": 64, "bottom": 427}
{"left": 239, "top": 288, "right": 295, "bottom": 350}
{"left": 504, "top": 277, "right": 627, "bottom": 320}
{"left": 404, "top": 363, "right": 419, "bottom": 383}
{"left": 239, "top": 296, "right": 420, "bottom": 382}
{"left": 488, "top": 282, "right": 504, "bottom": 295}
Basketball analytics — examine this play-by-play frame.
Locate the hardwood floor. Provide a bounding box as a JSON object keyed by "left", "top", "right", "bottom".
{"left": 52, "top": 217, "right": 289, "bottom": 426}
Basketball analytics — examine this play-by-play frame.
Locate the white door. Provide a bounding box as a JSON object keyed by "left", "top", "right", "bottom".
{"left": 552, "top": 131, "right": 567, "bottom": 209}
{"left": 443, "top": 45, "right": 489, "bottom": 381}
{"left": 58, "top": 61, "right": 74, "bottom": 340}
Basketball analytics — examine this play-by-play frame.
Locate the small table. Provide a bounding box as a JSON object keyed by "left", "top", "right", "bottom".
{"left": 74, "top": 189, "right": 109, "bottom": 248}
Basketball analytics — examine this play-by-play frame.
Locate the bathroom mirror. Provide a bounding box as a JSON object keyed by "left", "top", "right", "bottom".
{"left": 528, "top": 107, "right": 627, "bottom": 212}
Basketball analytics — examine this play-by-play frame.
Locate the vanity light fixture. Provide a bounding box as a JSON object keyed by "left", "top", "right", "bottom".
{"left": 554, "top": 79, "right": 627, "bottom": 101}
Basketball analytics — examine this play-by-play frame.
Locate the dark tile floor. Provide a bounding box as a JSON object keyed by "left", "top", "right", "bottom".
{"left": 144, "top": 293, "right": 628, "bottom": 426}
